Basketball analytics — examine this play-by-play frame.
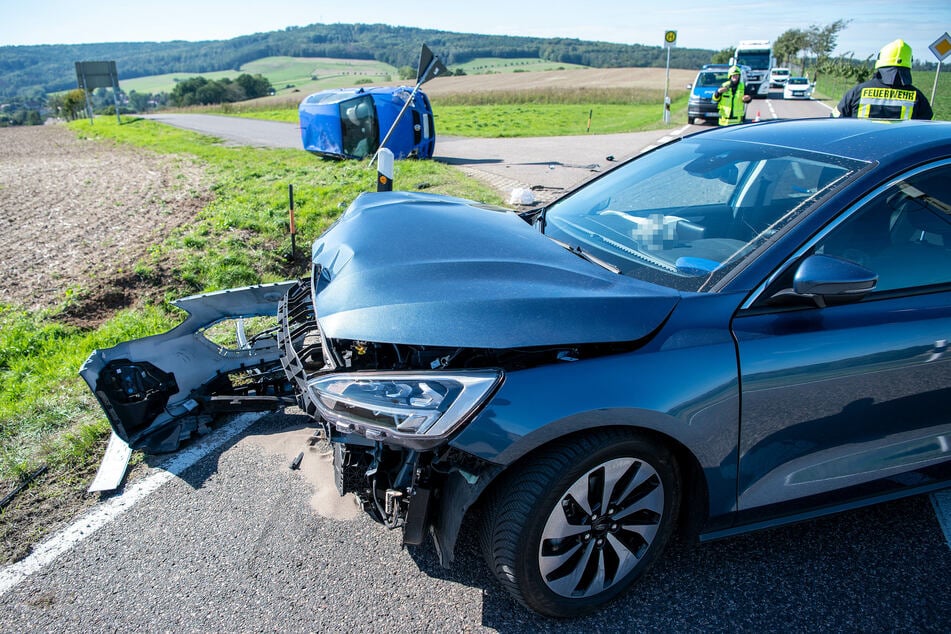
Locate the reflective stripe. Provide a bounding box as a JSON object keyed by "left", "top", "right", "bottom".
{"left": 856, "top": 87, "right": 916, "bottom": 120}
{"left": 717, "top": 81, "right": 746, "bottom": 126}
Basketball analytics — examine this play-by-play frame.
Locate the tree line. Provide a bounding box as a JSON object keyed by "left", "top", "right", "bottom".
{"left": 169, "top": 73, "right": 273, "bottom": 106}
{"left": 0, "top": 23, "right": 715, "bottom": 101}
{"left": 17, "top": 72, "right": 272, "bottom": 125}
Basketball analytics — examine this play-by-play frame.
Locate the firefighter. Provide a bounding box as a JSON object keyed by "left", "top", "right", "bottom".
{"left": 833, "top": 39, "right": 933, "bottom": 120}
{"left": 712, "top": 66, "right": 753, "bottom": 126}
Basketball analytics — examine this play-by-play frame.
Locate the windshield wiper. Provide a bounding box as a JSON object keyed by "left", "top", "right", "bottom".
{"left": 548, "top": 237, "right": 621, "bottom": 274}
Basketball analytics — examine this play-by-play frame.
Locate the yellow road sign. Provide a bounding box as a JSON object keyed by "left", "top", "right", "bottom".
{"left": 664, "top": 30, "right": 677, "bottom": 47}
{"left": 930, "top": 32, "right": 951, "bottom": 61}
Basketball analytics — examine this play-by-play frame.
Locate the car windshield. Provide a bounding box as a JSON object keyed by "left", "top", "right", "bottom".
{"left": 541, "top": 137, "right": 865, "bottom": 292}
{"left": 698, "top": 71, "right": 727, "bottom": 87}
{"left": 789, "top": 78, "right": 809, "bottom": 85}
{"left": 736, "top": 51, "right": 770, "bottom": 68}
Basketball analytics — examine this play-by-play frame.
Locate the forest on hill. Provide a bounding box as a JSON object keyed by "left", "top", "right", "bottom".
{"left": 0, "top": 22, "right": 715, "bottom": 99}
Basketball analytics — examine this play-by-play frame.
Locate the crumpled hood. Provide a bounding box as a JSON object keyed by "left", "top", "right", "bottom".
{"left": 311, "top": 191, "right": 680, "bottom": 348}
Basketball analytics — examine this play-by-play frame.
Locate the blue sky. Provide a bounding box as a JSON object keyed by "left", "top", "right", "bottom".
{"left": 2, "top": 0, "right": 949, "bottom": 63}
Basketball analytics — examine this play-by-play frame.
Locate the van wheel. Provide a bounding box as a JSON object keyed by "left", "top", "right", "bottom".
{"left": 479, "top": 431, "right": 680, "bottom": 618}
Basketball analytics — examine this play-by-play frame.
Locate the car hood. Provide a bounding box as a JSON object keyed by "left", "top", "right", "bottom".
{"left": 310, "top": 191, "right": 680, "bottom": 348}
{"left": 692, "top": 86, "right": 718, "bottom": 100}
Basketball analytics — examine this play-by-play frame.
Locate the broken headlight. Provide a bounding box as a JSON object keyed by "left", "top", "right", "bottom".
{"left": 307, "top": 371, "right": 501, "bottom": 444}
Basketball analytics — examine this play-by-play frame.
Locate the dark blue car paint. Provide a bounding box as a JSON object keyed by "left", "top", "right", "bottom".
{"left": 449, "top": 290, "right": 745, "bottom": 528}
{"left": 312, "top": 191, "right": 680, "bottom": 348}
{"left": 736, "top": 289, "right": 951, "bottom": 479}
{"left": 448, "top": 120, "right": 951, "bottom": 538}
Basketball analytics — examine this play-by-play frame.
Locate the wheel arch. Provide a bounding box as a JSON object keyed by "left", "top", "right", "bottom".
{"left": 460, "top": 419, "right": 709, "bottom": 549}
{"left": 467, "top": 424, "right": 703, "bottom": 616}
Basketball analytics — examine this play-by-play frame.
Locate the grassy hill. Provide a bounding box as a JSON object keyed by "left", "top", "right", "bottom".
{"left": 120, "top": 56, "right": 593, "bottom": 101}
{"left": 121, "top": 56, "right": 400, "bottom": 96}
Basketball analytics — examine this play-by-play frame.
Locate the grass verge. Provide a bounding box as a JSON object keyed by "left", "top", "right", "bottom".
{"left": 187, "top": 88, "right": 692, "bottom": 136}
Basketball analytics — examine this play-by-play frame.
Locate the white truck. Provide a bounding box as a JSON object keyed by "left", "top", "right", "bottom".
{"left": 732, "top": 40, "right": 773, "bottom": 98}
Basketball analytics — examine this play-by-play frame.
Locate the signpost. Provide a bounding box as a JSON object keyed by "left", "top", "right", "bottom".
{"left": 75, "top": 61, "right": 121, "bottom": 124}
{"left": 663, "top": 31, "right": 677, "bottom": 125}
{"left": 928, "top": 32, "right": 951, "bottom": 106}
{"left": 370, "top": 44, "right": 447, "bottom": 165}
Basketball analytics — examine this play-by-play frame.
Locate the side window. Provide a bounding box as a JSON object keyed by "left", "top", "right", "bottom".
{"left": 816, "top": 165, "right": 951, "bottom": 292}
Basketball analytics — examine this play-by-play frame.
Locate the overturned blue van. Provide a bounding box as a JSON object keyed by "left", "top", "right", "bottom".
{"left": 298, "top": 86, "right": 436, "bottom": 160}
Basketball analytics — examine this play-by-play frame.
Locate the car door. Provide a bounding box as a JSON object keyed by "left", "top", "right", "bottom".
{"left": 731, "top": 161, "right": 951, "bottom": 521}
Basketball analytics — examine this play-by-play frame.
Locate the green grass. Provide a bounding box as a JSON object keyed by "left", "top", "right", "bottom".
{"left": 434, "top": 100, "right": 689, "bottom": 136}
{"left": 0, "top": 304, "right": 176, "bottom": 481}
{"left": 813, "top": 68, "right": 951, "bottom": 121}
{"left": 0, "top": 115, "right": 501, "bottom": 490}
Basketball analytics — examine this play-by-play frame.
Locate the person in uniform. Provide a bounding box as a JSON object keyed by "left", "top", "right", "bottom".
{"left": 712, "top": 66, "right": 753, "bottom": 126}
{"left": 833, "top": 39, "right": 933, "bottom": 120}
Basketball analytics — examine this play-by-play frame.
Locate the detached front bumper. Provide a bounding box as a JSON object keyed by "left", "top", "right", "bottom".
{"left": 80, "top": 282, "right": 299, "bottom": 453}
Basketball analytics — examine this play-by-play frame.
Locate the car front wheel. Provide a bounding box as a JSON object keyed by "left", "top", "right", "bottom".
{"left": 480, "top": 430, "right": 680, "bottom": 618}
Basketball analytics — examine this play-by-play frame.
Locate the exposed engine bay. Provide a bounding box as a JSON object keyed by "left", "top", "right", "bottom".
{"left": 276, "top": 279, "right": 637, "bottom": 555}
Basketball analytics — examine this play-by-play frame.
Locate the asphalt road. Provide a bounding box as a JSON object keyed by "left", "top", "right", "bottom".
{"left": 2, "top": 98, "right": 949, "bottom": 632}
{"left": 1, "top": 411, "right": 948, "bottom": 631}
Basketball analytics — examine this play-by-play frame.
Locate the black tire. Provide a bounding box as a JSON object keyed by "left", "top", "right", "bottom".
{"left": 479, "top": 430, "right": 680, "bottom": 618}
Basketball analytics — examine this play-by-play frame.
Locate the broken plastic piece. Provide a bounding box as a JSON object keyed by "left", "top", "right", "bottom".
{"left": 88, "top": 431, "right": 133, "bottom": 492}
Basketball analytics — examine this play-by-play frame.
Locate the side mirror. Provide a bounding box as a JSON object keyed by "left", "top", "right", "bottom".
{"left": 686, "top": 83, "right": 693, "bottom": 90}
{"left": 791, "top": 254, "right": 877, "bottom": 307}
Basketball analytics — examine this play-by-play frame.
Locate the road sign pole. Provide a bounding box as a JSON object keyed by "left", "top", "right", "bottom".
{"left": 663, "top": 31, "right": 677, "bottom": 125}
{"left": 664, "top": 45, "right": 671, "bottom": 125}
{"left": 933, "top": 64, "right": 941, "bottom": 106}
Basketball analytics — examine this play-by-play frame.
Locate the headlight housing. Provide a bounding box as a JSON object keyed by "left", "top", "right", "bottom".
{"left": 307, "top": 370, "right": 502, "bottom": 448}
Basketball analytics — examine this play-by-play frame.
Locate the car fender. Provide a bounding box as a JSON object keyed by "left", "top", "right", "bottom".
{"left": 448, "top": 295, "right": 744, "bottom": 525}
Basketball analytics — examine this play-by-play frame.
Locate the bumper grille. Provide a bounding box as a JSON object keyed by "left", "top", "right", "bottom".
{"left": 277, "top": 279, "right": 326, "bottom": 417}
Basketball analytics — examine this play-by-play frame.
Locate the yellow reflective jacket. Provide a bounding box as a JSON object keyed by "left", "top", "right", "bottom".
{"left": 711, "top": 81, "right": 747, "bottom": 126}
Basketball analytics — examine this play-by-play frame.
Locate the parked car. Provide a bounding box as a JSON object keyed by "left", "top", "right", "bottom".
{"left": 783, "top": 76, "right": 813, "bottom": 100}
{"left": 298, "top": 86, "right": 435, "bottom": 160}
{"left": 769, "top": 67, "right": 791, "bottom": 87}
{"left": 687, "top": 63, "right": 750, "bottom": 124}
{"left": 82, "top": 118, "right": 951, "bottom": 618}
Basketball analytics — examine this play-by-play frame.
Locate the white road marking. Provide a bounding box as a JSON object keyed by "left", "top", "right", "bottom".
{"left": 640, "top": 124, "right": 692, "bottom": 153}
{"left": 0, "top": 412, "right": 265, "bottom": 598}
{"left": 932, "top": 489, "right": 951, "bottom": 549}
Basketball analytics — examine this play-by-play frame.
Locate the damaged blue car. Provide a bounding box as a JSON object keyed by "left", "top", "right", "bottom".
{"left": 82, "top": 118, "right": 951, "bottom": 617}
